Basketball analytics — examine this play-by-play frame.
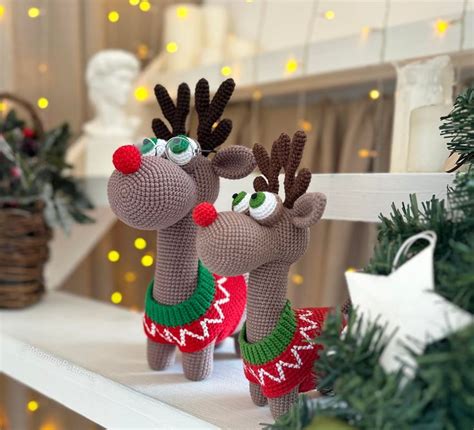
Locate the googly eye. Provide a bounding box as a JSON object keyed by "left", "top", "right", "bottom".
{"left": 140, "top": 137, "right": 166, "bottom": 157}
{"left": 232, "top": 191, "right": 250, "bottom": 213}
{"left": 249, "top": 192, "right": 278, "bottom": 221}
{"left": 165, "top": 135, "right": 200, "bottom": 166}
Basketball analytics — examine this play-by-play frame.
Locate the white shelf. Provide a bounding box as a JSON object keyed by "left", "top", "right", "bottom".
{"left": 140, "top": 12, "right": 474, "bottom": 102}
{"left": 0, "top": 292, "right": 272, "bottom": 429}
{"left": 86, "top": 173, "right": 454, "bottom": 223}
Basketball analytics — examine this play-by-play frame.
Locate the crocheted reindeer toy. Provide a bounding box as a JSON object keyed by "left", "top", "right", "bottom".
{"left": 108, "top": 78, "right": 256, "bottom": 381}
{"left": 193, "top": 130, "right": 333, "bottom": 417}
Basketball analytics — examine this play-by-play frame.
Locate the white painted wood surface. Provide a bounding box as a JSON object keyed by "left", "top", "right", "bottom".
{"left": 0, "top": 292, "right": 272, "bottom": 429}
{"left": 86, "top": 173, "right": 454, "bottom": 223}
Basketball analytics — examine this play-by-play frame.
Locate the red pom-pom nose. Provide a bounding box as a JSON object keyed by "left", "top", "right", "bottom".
{"left": 113, "top": 145, "right": 141, "bottom": 174}
{"left": 193, "top": 202, "right": 218, "bottom": 227}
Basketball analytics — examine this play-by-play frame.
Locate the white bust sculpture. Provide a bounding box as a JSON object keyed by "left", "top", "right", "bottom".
{"left": 84, "top": 50, "right": 140, "bottom": 139}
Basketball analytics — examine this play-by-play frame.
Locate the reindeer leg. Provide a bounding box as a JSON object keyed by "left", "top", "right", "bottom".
{"left": 249, "top": 382, "right": 267, "bottom": 406}
{"left": 182, "top": 341, "right": 215, "bottom": 381}
{"left": 268, "top": 387, "right": 299, "bottom": 419}
{"left": 147, "top": 339, "right": 176, "bottom": 370}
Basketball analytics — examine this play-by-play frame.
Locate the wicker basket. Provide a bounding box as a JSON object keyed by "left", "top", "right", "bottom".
{"left": 0, "top": 202, "right": 52, "bottom": 308}
{"left": 0, "top": 94, "right": 50, "bottom": 308}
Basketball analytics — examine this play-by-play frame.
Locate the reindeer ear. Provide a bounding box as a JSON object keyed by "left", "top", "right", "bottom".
{"left": 291, "top": 192, "right": 327, "bottom": 228}
{"left": 211, "top": 146, "right": 256, "bottom": 179}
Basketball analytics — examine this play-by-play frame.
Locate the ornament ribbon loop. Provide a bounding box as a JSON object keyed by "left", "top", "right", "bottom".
{"left": 392, "top": 230, "right": 437, "bottom": 272}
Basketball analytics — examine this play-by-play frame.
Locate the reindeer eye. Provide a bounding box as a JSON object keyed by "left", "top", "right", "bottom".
{"left": 232, "top": 191, "right": 250, "bottom": 213}
{"left": 165, "top": 135, "right": 200, "bottom": 166}
{"left": 249, "top": 192, "right": 278, "bottom": 221}
{"left": 140, "top": 137, "right": 166, "bottom": 157}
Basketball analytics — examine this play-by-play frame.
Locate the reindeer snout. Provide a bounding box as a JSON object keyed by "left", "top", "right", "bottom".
{"left": 193, "top": 202, "right": 218, "bottom": 227}
{"left": 113, "top": 145, "right": 141, "bottom": 174}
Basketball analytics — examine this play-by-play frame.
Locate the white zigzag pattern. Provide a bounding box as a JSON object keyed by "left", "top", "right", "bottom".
{"left": 143, "top": 277, "right": 229, "bottom": 347}
{"left": 245, "top": 310, "right": 320, "bottom": 386}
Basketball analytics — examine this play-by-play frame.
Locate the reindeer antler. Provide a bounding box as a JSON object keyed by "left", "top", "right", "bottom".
{"left": 252, "top": 133, "right": 289, "bottom": 193}
{"left": 253, "top": 131, "right": 311, "bottom": 208}
{"left": 195, "top": 78, "right": 235, "bottom": 156}
{"left": 282, "top": 131, "right": 312, "bottom": 209}
{"left": 152, "top": 82, "right": 190, "bottom": 140}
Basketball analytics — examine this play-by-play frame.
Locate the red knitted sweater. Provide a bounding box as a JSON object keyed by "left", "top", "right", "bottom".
{"left": 240, "top": 303, "right": 333, "bottom": 398}
{"left": 143, "top": 262, "right": 247, "bottom": 353}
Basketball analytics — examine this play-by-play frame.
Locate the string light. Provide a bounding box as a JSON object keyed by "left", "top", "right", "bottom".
{"left": 245, "top": 0, "right": 254, "bottom": 3}
{"left": 166, "top": 41, "right": 178, "bottom": 53}
{"left": 361, "top": 26, "right": 371, "bottom": 40}
{"left": 252, "top": 89, "right": 263, "bottom": 101}
{"left": 130, "top": 305, "right": 140, "bottom": 312}
{"left": 0, "top": 101, "right": 7, "bottom": 112}
{"left": 37, "top": 97, "right": 49, "bottom": 109}
{"left": 434, "top": 19, "right": 449, "bottom": 36}
{"left": 346, "top": 267, "right": 357, "bottom": 272}
{"left": 285, "top": 57, "right": 298, "bottom": 74}
{"left": 38, "top": 63, "right": 48, "bottom": 73}
{"left": 369, "top": 89, "right": 380, "bottom": 100}
{"left": 27, "top": 401, "right": 39, "bottom": 412}
{"left": 0, "top": 5, "right": 5, "bottom": 18}
{"left": 141, "top": 255, "right": 154, "bottom": 267}
{"left": 134, "top": 86, "right": 149, "bottom": 102}
{"left": 324, "top": 10, "right": 335, "bottom": 20}
{"left": 111, "top": 292, "right": 123, "bottom": 304}
{"left": 220, "top": 66, "right": 232, "bottom": 77}
{"left": 291, "top": 274, "right": 304, "bottom": 285}
{"left": 358, "top": 149, "right": 378, "bottom": 159}
{"left": 129, "top": 0, "right": 140, "bottom": 5}
{"left": 176, "top": 6, "right": 188, "bottom": 20}
{"left": 108, "top": 11, "right": 120, "bottom": 23}
{"left": 107, "top": 250, "right": 120, "bottom": 263}
{"left": 137, "top": 43, "right": 149, "bottom": 60}
{"left": 39, "top": 422, "right": 57, "bottom": 430}
{"left": 298, "top": 119, "right": 313, "bottom": 132}
{"left": 134, "top": 237, "right": 147, "bottom": 250}
{"left": 139, "top": 1, "right": 151, "bottom": 12}
{"left": 124, "top": 271, "right": 137, "bottom": 283}
{"left": 27, "top": 7, "right": 40, "bottom": 18}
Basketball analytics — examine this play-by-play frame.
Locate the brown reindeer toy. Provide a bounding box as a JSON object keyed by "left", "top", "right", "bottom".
{"left": 107, "top": 78, "right": 256, "bottom": 381}
{"left": 193, "top": 130, "right": 334, "bottom": 417}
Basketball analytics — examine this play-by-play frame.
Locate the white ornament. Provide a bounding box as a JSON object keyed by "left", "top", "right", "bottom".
{"left": 346, "top": 231, "right": 473, "bottom": 379}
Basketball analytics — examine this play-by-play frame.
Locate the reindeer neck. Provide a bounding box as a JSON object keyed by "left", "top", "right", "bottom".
{"left": 246, "top": 261, "right": 291, "bottom": 343}
{"left": 153, "top": 214, "right": 199, "bottom": 305}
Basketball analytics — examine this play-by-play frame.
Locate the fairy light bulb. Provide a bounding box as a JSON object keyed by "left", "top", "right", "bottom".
{"left": 176, "top": 6, "right": 188, "bottom": 20}
{"left": 137, "top": 43, "right": 149, "bottom": 60}
{"left": 111, "top": 292, "right": 123, "bottom": 304}
{"left": 139, "top": 1, "right": 151, "bottom": 12}
{"left": 27, "top": 401, "right": 39, "bottom": 412}
{"left": 141, "top": 255, "right": 154, "bottom": 267}
{"left": 220, "top": 66, "right": 232, "bottom": 77}
{"left": 129, "top": 0, "right": 140, "bottom": 5}
{"left": 27, "top": 7, "right": 40, "bottom": 18}
{"left": 369, "top": 89, "right": 380, "bottom": 100}
{"left": 38, "top": 63, "right": 48, "bottom": 73}
{"left": 0, "top": 5, "right": 5, "bottom": 18}
{"left": 434, "top": 19, "right": 449, "bottom": 36}
{"left": 37, "top": 97, "right": 49, "bottom": 109}
{"left": 0, "top": 101, "right": 7, "bottom": 112}
{"left": 124, "top": 271, "right": 137, "bottom": 283}
{"left": 252, "top": 89, "right": 263, "bottom": 101}
{"left": 134, "top": 237, "right": 147, "bottom": 250}
{"left": 285, "top": 57, "right": 298, "bottom": 74}
{"left": 108, "top": 11, "right": 120, "bottom": 23}
{"left": 298, "top": 119, "right": 313, "bottom": 132}
{"left": 107, "top": 250, "right": 120, "bottom": 262}
{"left": 134, "top": 86, "right": 149, "bottom": 102}
{"left": 291, "top": 274, "right": 304, "bottom": 285}
{"left": 166, "top": 41, "right": 178, "bottom": 53}
{"left": 361, "top": 26, "right": 371, "bottom": 40}
{"left": 324, "top": 10, "right": 335, "bottom": 20}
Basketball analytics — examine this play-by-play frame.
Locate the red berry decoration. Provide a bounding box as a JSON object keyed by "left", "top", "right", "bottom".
{"left": 23, "top": 128, "right": 35, "bottom": 138}
{"left": 113, "top": 145, "right": 142, "bottom": 174}
{"left": 193, "top": 202, "right": 218, "bottom": 227}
